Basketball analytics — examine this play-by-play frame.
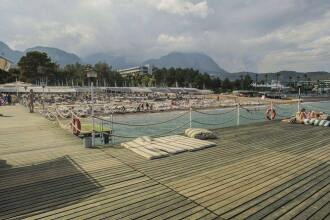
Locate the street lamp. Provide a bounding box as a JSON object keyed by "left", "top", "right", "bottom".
{"left": 84, "top": 66, "right": 97, "bottom": 147}
{"left": 297, "top": 82, "right": 302, "bottom": 112}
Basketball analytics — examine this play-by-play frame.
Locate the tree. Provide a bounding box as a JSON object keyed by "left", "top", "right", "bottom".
{"left": 0, "top": 68, "right": 19, "bottom": 83}
{"left": 243, "top": 75, "right": 252, "bottom": 90}
{"left": 18, "top": 51, "right": 57, "bottom": 83}
{"left": 222, "top": 78, "right": 233, "bottom": 91}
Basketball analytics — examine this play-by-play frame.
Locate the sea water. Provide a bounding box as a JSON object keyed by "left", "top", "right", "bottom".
{"left": 96, "top": 101, "right": 330, "bottom": 143}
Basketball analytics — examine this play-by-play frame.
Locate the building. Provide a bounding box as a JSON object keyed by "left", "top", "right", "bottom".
{"left": 0, "top": 56, "right": 12, "bottom": 72}
{"left": 118, "top": 65, "right": 154, "bottom": 77}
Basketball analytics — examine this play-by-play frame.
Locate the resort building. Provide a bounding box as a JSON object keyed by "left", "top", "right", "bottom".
{"left": 0, "top": 56, "right": 12, "bottom": 72}
{"left": 118, "top": 64, "right": 154, "bottom": 77}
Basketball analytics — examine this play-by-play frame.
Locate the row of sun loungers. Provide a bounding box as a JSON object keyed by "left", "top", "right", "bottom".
{"left": 121, "top": 135, "right": 216, "bottom": 159}
{"left": 303, "top": 118, "right": 330, "bottom": 126}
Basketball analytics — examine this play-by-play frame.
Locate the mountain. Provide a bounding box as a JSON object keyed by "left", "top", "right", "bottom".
{"left": 83, "top": 53, "right": 135, "bottom": 69}
{"left": 25, "top": 46, "right": 81, "bottom": 66}
{"left": 0, "top": 41, "right": 23, "bottom": 63}
{"left": 142, "top": 52, "right": 228, "bottom": 76}
{"left": 0, "top": 42, "right": 81, "bottom": 66}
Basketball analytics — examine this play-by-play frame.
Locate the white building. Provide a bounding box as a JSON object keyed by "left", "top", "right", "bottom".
{"left": 118, "top": 65, "right": 154, "bottom": 77}
{"left": 251, "top": 80, "right": 290, "bottom": 90}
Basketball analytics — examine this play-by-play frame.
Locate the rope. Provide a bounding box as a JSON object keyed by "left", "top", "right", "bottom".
{"left": 94, "top": 111, "right": 189, "bottom": 127}
{"left": 192, "top": 117, "right": 235, "bottom": 126}
{"left": 240, "top": 114, "right": 265, "bottom": 121}
{"left": 193, "top": 108, "right": 236, "bottom": 115}
{"left": 69, "top": 110, "right": 82, "bottom": 120}
{"left": 55, "top": 108, "right": 71, "bottom": 119}
{"left": 240, "top": 106, "right": 266, "bottom": 113}
{"left": 111, "top": 121, "right": 191, "bottom": 139}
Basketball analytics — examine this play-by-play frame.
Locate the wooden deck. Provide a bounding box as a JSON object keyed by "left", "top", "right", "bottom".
{"left": 0, "top": 105, "right": 329, "bottom": 220}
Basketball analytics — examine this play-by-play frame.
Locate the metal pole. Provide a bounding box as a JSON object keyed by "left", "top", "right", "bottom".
{"left": 270, "top": 101, "right": 273, "bottom": 111}
{"left": 42, "top": 85, "right": 45, "bottom": 112}
{"left": 189, "top": 106, "right": 192, "bottom": 128}
{"left": 91, "top": 81, "right": 95, "bottom": 147}
{"left": 236, "top": 103, "right": 240, "bottom": 126}
{"left": 298, "top": 87, "right": 301, "bottom": 112}
{"left": 111, "top": 113, "right": 114, "bottom": 145}
{"left": 16, "top": 76, "right": 18, "bottom": 99}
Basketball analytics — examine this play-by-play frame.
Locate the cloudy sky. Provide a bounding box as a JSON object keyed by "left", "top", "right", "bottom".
{"left": 1, "top": 0, "right": 330, "bottom": 72}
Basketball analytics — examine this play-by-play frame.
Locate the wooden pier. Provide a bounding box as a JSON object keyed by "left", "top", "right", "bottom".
{"left": 0, "top": 105, "right": 329, "bottom": 219}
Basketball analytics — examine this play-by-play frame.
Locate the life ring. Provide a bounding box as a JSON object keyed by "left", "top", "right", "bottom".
{"left": 265, "top": 107, "right": 276, "bottom": 120}
{"left": 72, "top": 117, "right": 81, "bottom": 135}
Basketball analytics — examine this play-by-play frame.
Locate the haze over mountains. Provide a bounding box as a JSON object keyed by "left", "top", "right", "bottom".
{"left": 1, "top": 41, "right": 330, "bottom": 81}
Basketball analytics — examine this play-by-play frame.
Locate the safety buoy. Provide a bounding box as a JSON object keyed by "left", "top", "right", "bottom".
{"left": 72, "top": 117, "right": 81, "bottom": 135}
{"left": 265, "top": 107, "right": 276, "bottom": 120}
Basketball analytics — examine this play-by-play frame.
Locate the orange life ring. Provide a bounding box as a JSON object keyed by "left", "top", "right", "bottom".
{"left": 72, "top": 117, "right": 81, "bottom": 135}
{"left": 265, "top": 108, "right": 276, "bottom": 120}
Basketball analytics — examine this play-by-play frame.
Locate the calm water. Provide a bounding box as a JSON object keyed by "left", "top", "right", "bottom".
{"left": 96, "top": 101, "right": 330, "bottom": 143}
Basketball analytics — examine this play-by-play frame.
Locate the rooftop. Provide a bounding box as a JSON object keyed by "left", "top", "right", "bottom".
{"left": 0, "top": 105, "right": 329, "bottom": 219}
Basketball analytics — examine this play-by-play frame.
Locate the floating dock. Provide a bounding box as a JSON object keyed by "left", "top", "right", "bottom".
{"left": 0, "top": 105, "right": 329, "bottom": 219}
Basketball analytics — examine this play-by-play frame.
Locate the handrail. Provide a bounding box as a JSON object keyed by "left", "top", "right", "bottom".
{"left": 193, "top": 108, "right": 236, "bottom": 115}
{"left": 93, "top": 111, "right": 189, "bottom": 127}
{"left": 192, "top": 117, "right": 235, "bottom": 126}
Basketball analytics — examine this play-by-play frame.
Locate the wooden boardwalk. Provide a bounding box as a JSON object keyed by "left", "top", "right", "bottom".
{"left": 0, "top": 105, "right": 329, "bottom": 219}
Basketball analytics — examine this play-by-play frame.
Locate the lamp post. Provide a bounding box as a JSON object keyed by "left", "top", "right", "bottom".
{"left": 85, "top": 66, "right": 97, "bottom": 147}
{"left": 297, "top": 83, "right": 302, "bottom": 112}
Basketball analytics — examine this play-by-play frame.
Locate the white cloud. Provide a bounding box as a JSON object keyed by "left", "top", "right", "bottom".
{"left": 1, "top": 0, "right": 330, "bottom": 72}
{"left": 147, "top": 0, "right": 209, "bottom": 18}
{"left": 157, "top": 34, "right": 193, "bottom": 47}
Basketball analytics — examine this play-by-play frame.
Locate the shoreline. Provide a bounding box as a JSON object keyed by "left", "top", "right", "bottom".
{"left": 39, "top": 95, "right": 330, "bottom": 118}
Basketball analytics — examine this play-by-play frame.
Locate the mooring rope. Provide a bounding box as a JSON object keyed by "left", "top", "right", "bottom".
{"left": 94, "top": 111, "right": 189, "bottom": 127}
{"left": 193, "top": 108, "right": 236, "bottom": 115}
{"left": 111, "top": 121, "right": 191, "bottom": 139}
{"left": 192, "top": 117, "right": 235, "bottom": 126}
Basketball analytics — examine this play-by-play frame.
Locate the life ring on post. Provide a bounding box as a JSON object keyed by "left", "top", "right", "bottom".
{"left": 72, "top": 117, "right": 81, "bottom": 136}
{"left": 265, "top": 107, "right": 276, "bottom": 120}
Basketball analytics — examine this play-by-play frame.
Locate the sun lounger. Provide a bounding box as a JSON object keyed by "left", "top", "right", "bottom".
{"left": 309, "top": 118, "right": 316, "bottom": 125}
{"left": 121, "top": 141, "right": 169, "bottom": 159}
{"left": 318, "top": 120, "right": 326, "bottom": 126}
{"left": 121, "top": 135, "right": 217, "bottom": 159}
{"left": 313, "top": 119, "right": 320, "bottom": 126}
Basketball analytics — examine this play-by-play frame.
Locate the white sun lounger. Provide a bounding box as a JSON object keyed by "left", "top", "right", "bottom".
{"left": 121, "top": 142, "right": 169, "bottom": 159}
{"left": 121, "top": 135, "right": 216, "bottom": 159}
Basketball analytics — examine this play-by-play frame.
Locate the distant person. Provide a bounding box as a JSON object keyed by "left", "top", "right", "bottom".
{"left": 296, "top": 108, "right": 307, "bottom": 124}
{"left": 28, "top": 89, "right": 35, "bottom": 113}
{"left": 7, "top": 94, "right": 12, "bottom": 105}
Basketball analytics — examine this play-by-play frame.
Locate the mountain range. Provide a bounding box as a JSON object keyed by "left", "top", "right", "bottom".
{"left": 0, "top": 41, "right": 227, "bottom": 76}
{"left": 1, "top": 41, "right": 330, "bottom": 80}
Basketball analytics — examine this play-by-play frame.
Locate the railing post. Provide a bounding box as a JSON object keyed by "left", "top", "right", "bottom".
{"left": 270, "top": 101, "right": 273, "bottom": 111}
{"left": 111, "top": 113, "right": 115, "bottom": 145}
{"left": 189, "top": 105, "right": 192, "bottom": 128}
{"left": 91, "top": 81, "right": 95, "bottom": 147}
{"left": 236, "top": 103, "right": 240, "bottom": 126}
{"left": 297, "top": 87, "right": 301, "bottom": 112}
